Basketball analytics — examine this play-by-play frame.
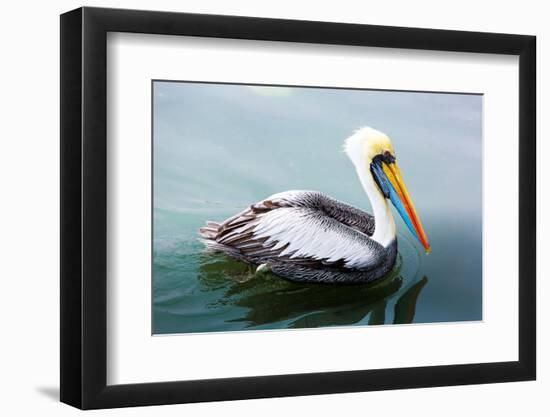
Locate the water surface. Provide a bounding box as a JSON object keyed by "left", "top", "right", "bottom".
{"left": 153, "top": 82, "right": 483, "bottom": 334}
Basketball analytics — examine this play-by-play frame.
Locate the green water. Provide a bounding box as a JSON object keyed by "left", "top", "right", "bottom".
{"left": 152, "top": 82, "right": 482, "bottom": 335}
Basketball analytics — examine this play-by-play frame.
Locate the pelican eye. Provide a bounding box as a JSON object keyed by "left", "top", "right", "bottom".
{"left": 371, "top": 152, "right": 395, "bottom": 166}
{"left": 382, "top": 151, "right": 395, "bottom": 164}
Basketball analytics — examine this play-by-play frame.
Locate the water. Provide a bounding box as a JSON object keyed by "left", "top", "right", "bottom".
{"left": 152, "top": 82, "right": 483, "bottom": 335}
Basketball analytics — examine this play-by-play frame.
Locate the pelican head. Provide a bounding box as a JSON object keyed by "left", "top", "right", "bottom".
{"left": 344, "top": 127, "right": 431, "bottom": 253}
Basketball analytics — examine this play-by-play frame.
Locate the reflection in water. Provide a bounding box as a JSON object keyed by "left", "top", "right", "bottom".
{"left": 197, "top": 253, "right": 429, "bottom": 329}
{"left": 394, "top": 276, "right": 429, "bottom": 324}
{"left": 152, "top": 216, "right": 437, "bottom": 334}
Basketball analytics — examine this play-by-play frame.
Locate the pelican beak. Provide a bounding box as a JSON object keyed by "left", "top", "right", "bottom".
{"left": 381, "top": 161, "right": 431, "bottom": 254}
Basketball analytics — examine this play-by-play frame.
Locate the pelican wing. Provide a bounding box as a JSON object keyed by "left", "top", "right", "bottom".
{"left": 268, "top": 190, "right": 375, "bottom": 236}
{"left": 201, "top": 191, "right": 383, "bottom": 270}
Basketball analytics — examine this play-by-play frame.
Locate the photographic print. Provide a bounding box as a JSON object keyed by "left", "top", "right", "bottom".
{"left": 152, "top": 81, "right": 482, "bottom": 335}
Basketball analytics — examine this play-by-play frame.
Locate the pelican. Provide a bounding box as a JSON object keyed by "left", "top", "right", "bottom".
{"left": 199, "top": 127, "right": 430, "bottom": 284}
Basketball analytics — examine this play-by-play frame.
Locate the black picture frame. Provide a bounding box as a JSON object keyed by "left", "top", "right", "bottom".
{"left": 60, "top": 6, "right": 536, "bottom": 410}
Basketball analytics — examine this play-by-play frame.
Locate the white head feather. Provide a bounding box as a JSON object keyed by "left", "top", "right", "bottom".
{"left": 343, "top": 126, "right": 397, "bottom": 247}
{"left": 343, "top": 126, "right": 395, "bottom": 169}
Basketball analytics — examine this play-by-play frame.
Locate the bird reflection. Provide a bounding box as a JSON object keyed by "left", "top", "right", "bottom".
{"left": 197, "top": 254, "right": 428, "bottom": 329}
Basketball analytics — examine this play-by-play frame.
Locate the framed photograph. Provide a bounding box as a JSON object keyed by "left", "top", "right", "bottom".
{"left": 60, "top": 6, "right": 536, "bottom": 409}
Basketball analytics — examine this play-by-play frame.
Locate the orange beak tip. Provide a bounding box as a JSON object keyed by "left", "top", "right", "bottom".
{"left": 425, "top": 246, "right": 431, "bottom": 254}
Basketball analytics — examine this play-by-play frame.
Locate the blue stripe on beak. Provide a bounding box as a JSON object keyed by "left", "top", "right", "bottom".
{"left": 371, "top": 160, "right": 420, "bottom": 241}
{"left": 387, "top": 177, "right": 420, "bottom": 241}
